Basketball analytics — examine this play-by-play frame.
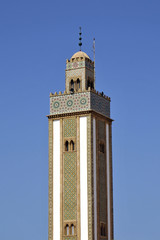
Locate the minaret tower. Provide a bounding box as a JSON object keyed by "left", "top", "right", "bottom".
{"left": 48, "top": 37, "right": 114, "bottom": 240}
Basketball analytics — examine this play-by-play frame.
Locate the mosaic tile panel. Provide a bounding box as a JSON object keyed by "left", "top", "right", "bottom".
{"left": 50, "top": 92, "right": 90, "bottom": 115}
{"left": 99, "top": 153, "right": 107, "bottom": 223}
{"left": 66, "top": 60, "right": 94, "bottom": 71}
{"left": 64, "top": 152, "right": 77, "bottom": 221}
{"left": 50, "top": 91, "right": 110, "bottom": 118}
{"left": 90, "top": 92, "right": 110, "bottom": 118}
{"left": 66, "top": 68, "right": 85, "bottom": 78}
{"left": 64, "top": 118, "right": 76, "bottom": 138}
{"left": 98, "top": 120, "right": 107, "bottom": 223}
{"left": 86, "top": 68, "right": 95, "bottom": 79}
{"left": 98, "top": 120, "right": 105, "bottom": 140}
{"left": 66, "top": 61, "right": 85, "bottom": 70}
{"left": 64, "top": 237, "right": 76, "bottom": 240}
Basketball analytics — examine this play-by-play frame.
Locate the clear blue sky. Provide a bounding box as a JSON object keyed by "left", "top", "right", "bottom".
{"left": 0, "top": 0, "right": 160, "bottom": 239}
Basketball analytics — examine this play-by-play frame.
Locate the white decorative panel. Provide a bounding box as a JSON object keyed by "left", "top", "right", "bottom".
{"left": 106, "top": 123, "right": 110, "bottom": 240}
{"left": 93, "top": 118, "right": 97, "bottom": 240}
{"left": 53, "top": 120, "right": 60, "bottom": 240}
{"left": 80, "top": 117, "right": 88, "bottom": 240}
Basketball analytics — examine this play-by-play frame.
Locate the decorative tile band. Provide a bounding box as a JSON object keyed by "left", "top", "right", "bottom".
{"left": 66, "top": 61, "right": 94, "bottom": 71}
{"left": 64, "top": 237, "right": 76, "bottom": 240}
{"left": 50, "top": 92, "right": 110, "bottom": 118}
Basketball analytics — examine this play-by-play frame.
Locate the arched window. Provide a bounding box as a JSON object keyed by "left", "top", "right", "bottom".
{"left": 66, "top": 224, "right": 69, "bottom": 235}
{"left": 65, "top": 141, "right": 69, "bottom": 151}
{"left": 71, "top": 79, "right": 74, "bottom": 89}
{"left": 100, "top": 143, "right": 104, "bottom": 153}
{"left": 104, "top": 225, "right": 106, "bottom": 236}
{"left": 87, "top": 80, "right": 90, "bottom": 89}
{"left": 91, "top": 81, "right": 94, "bottom": 89}
{"left": 77, "top": 78, "right": 80, "bottom": 89}
{"left": 70, "top": 140, "right": 74, "bottom": 151}
{"left": 71, "top": 224, "right": 74, "bottom": 235}
{"left": 101, "top": 225, "right": 103, "bottom": 236}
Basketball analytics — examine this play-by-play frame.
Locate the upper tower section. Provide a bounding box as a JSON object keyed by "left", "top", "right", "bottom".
{"left": 49, "top": 31, "right": 111, "bottom": 119}
{"left": 65, "top": 51, "right": 95, "bottom": 93}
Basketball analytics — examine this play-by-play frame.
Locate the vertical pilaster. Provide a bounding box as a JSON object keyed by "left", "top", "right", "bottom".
{"left": 105, "top": 123, "right": 108, "bottom": 239}
{"left": 53, "top": 120, "right": 60, "bottom": 240}
{"left": 48, "top": 119, "right": 53, "bottom": 240}
{"left": 109, "top": 123, "right": 114, "bottom": 240}
{"left": 106, "top": 122, "right": 114, "bottom": 240}
{"left": 77, "top": 117, "right": 80, "bottom": 240}
{"left": 93, "top": 117, "right": 97, "bottom": 240}
{"left": 60, "top": 119, "right": 63, "bottom": 240}
{"left": 87, "top": 115, "right": 93, "bottom": 240}
{"left": 96, "top": 118, "right": 100, "bottom": 240}
{"left": 80, "top": 116, "right": 88, "bottom": 240}
{"left": 106, "top": 123, "right": 110, "bottom": 240}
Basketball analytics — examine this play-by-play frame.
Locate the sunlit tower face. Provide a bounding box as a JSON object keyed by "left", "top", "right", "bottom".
{"left": 48, "top": 50, "right": 114, "bottom": 240}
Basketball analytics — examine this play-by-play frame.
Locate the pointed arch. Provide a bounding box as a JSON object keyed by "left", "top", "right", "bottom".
{"left": 77, "top": 78, "right": 80, "bottom": 89}
{"left": 87, "top": 79, "right": 91, "bottom": 89}
{"left": 71, "top": 224, "right": 74, "bottom": 235}
{"left": 65, "top": 141, "right": 69, "bottom": 151}
{"left": 91, "top": 81, "right": 94, "bottom": 89}
{"left": 65, "top": 224, "right": 69, "bottom": 236}
{"left": 70, "top": 140, "right": 75, "bottom": 151}
{"left": 101, "top": 225, "right": 103, "bottom": 236}
{"left": 70, "top": 79, "right": 74, "bottom": 90}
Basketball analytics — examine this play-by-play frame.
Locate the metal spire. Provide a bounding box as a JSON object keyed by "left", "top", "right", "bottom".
{"left": 93, "top": 37, "right": 95, "bottom": 63}
{"left": 93, "top": 38, "right": 96, "bottom": 84}
{"left": 79, "top": 27, "right": 82, "bottom": 51}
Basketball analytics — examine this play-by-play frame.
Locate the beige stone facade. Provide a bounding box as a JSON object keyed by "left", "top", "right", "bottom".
{"left": 48, "top": 51, "right": 114, "bottom": 240}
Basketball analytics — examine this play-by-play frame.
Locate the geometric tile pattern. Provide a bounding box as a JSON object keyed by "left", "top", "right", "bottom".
{"left": 98, "top": 120, "right": 105, "bottom": 139}
{"left": 98, "top": 120, "right": 107, "bottom": 223}
{"left": 64, "top": 237, "right": 76, "bottom": 240}
{"left": 99, "top": 153, "right": 107, "bottom": 223}
{"left": 91, "top": 92, "right": 110, "bottom": 118}
{"left": 50, "top": 91, "right": 110, "bottom": 118}
{"left": 66, "top": 60, "right": 94, "bottom": 71}
{"left": 66, "top": 60, "right": 85, "bottom": 70}
{"left": 50, "top": 92, "right": 90, "bottom": 115}
{"left": 64, "top": 152, "right": 77, "bottom": 221}
{"left": 64, "top": 118, "right": 76, "bottom": 138}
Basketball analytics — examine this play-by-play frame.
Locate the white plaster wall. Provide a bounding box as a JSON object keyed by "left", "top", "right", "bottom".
{"left": 80, "top": 117, "right": 88, "bottom": 240}
{"left": 93, "top": 118, "right": 97, "bottom": 240}
{"left": 53, "top": 120, "right": 60, "bottom": 240}
{"left": 106, "top": 123, "right": 111, "bottom": 240}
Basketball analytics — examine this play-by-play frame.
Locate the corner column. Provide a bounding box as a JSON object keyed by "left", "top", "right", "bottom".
{"left": 48, "top": 119, "right": 53, "bottom": 240}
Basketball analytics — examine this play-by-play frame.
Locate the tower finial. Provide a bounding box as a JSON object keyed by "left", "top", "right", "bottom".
{"left": 93, "top": 38, "right": 96, "bottom": 84}
{"left": 79, "top": 27, "right": 82, "bottom": 51}
{"left": 93, "top": 38, "right": 95, "bottom": 63}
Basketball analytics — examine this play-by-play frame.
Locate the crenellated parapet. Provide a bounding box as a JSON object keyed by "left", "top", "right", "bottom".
{"left": 49, "top": 89, "right": 111, "bottom": 118}
{"left": 66, "top": 58, "right": 94, "bottom": 71}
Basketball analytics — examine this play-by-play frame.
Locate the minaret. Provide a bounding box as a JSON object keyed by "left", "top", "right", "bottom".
{"left": 48, "top": 47, "right": 114, "bottom": 240}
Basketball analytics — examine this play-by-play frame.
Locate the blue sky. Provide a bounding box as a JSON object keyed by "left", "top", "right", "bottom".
{"left": 0, "top": 0, "right": 160, "bottom": 239}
